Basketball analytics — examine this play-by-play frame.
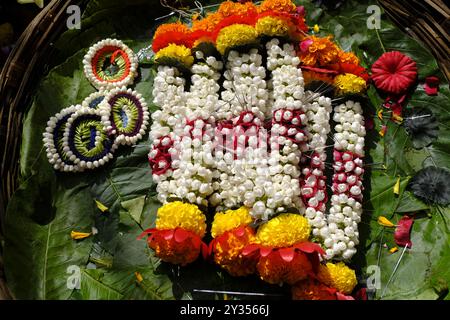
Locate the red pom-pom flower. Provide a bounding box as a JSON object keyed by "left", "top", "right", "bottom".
{"left": 371, "top": 51, "right": 417, "bottom": 95}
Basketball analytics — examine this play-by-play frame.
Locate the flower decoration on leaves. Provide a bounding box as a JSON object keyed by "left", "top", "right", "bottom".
{"left": 394, "top": 215, "right": 414, "bottom": 248}
{"left": 62, "top": 107, "right": 116, "bottom": 171}
{"left": 215, "top": 24, "right": 258, "bottom": 55}
{"left": 83, "top": 38, "right": 138, "bottom": 90}
{"left": 100, "top": 87, "right": 149, "bottom": 145}
{"left": 408, "top": 167, "right": 450, "bottom": 206}
{"left": 334, "top": 73, "right": 367, "bottom": 96}
{"left": 155, "top": 44, "right": 195, "bottom": 69}
{"left": 299, "top": 36, "right": 340, "bottom": 67}
{"left": 404, "top": 107, "right": 439, "bottom": 149}
{"left": 424, "top": 76, "right": 440, "bottom": 96}
{"left": 371, "top": 51, "right": 417, "bottom": 95}
{"left": 140, "top": 202, "right": 208, "bottom": 266}
{"left": 152, "top": 22, "right": 193, "bottom": 53}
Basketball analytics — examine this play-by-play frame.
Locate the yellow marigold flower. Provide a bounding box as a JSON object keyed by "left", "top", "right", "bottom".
{"left": 317, "top": 262, "right": 357, "bottom": 294}
{"left": 218, "top": 0, "right": 257, "bottom": 17}
{"left": 256, "top": 16, "right": 290, "bottom": 38}
{"left": 259, "top": 0, "right": 296, "bottom": 14}
{"left": 192, "top": 12, "right": 223, "bottom": 33}
{"left": 313, "top": 24, "right": 320, "bottom": 33}
{"left": 156, "top": 201, "right": 206, "bottom": 238}
{"left": 334, "top": 73, "right": 367, "bottom": 95}
{"left": 211, "top": 207, "right": 252, "bottom": 238}
{"left": 339, "top": 51, "right": 360, "bottom": 65}
{"left": 155, "top": 44, "right": 194, "bottom": 68}
{"left": 154, "top": 22, "right": 189, "bottom": 38}
{"left": 300, "top": 36, "right": 340, "bottom": 66}
{"left": 216, "top": 24, "right": 258, "bottom": 55}
{"left": 255, "top": 213, "right": 311, "bottom": 247}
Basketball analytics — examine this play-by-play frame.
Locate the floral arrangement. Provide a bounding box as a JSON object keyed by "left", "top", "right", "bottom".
{"left": 141, "top": 0, "right": 374, "bottom": 300}
{"left": 43, "top": 39, "right": 149, "bottom": 172}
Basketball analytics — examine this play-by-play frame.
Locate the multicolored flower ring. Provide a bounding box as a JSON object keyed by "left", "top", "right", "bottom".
{"left": 83, "top": 38, "right": 138, "bottom": 90}
{"left": 62, "top": 107, "right": 116, "bottom": 170}
{"left": 43, "top": 105, "right": 80, "bottom": 172}
{"left": 100, "top": 87, "right": 149, "bottom": 145}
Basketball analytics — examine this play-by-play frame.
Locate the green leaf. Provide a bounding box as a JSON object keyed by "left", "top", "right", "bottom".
{"left": 121, "top": 196, "right": 146, "bottom": 225}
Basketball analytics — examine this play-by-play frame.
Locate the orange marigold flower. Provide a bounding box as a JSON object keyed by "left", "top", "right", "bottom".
{"left": 218, "top": 0, "right": 257, "bottom": 17}
{"left": 154, "top": 22, "right": 189, "bottom": 39}
{"left": 212, "top": 226, "right": 257, "bottom": 277}
{"left": 338, "top": 51, "right": 360, "bottom": 65}
{"left": 292, "top": 279, "right": 337, "bottom": 300}
{"left": 259, "top": 0, "right": 297, "bottom": 14}
{"left": 257, "top": 250, "right": 312, "bottom": 285}
{"left": 302, "top": 69, "right": 336, "bottom": 86}
{"left": 299, "top": 36, "right": 340, "bottom": 67}
{"left": 145, "top": 228, "right": 205, "bottom": 266}
{"left": 192, "top": 12, "right": 223, "bottom": 33}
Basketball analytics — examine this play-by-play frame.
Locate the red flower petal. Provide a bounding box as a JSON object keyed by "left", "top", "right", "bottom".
{"left": 279, "top": 247, "right": 295, "bottom": 262}
{"left": 336, "top": 292, "right": 355, "bottom": 300}
{"left": 242, "top": 244, "right": 260, "bottom": 256}
{"left": 174, "top": 228, "right": 190, "bottom": 243}
{"left": 137, "top": 228, "right": 157, "bottom": 240}
{"left": 424, "top": 76, "right": 440, "bottom": 96}
{"left": 371, "top": 51, "right": 417, "bottom": 95}
{"left": 300, "top": 39, "right": 313, "bottom": 53}
{"left": 354, "top": 287, "right": 368, "bottom": 300}
{"left": 394, "top": 215, "right": 414, "bottom": 248}
{"left": 260, "top": 246, "right": 273, "bottom": 257}
{"left": 294, "top": 242, "right": 326, "bottom": 256}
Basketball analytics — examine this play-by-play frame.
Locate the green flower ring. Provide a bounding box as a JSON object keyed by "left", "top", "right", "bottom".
{"left": 43, "top": 105, "right": 80, "bottom": 172}
{"left": 81, "top": 90, "right": 108, "bottom": 109}
{"left": 100, "top": 87, "right": 149, "bottom": 145}
{"left": 83, "top": 38, "right": 138, "bottom": 90}
{"left": 62, "top": 107, "right": 117, "bottom": 170}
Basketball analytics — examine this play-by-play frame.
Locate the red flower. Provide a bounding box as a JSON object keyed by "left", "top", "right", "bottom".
{"left": 139, "top": 228, "right": 207, "bottom": 266}
{"left": 371, "top": 51, "right": 417, "bottom": 94}
{"left": 394, "top": 215, "right": 414, "bottom": 248}
{"left": 424, "top": 76, "right": 440, "bottom": 96}
{"left": 292, "top": 279, "right": 338, "bottom": 300}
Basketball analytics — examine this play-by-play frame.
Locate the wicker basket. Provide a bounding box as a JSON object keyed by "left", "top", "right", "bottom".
{"left": 0, "top": 0, "right": 448, "bottom": 300}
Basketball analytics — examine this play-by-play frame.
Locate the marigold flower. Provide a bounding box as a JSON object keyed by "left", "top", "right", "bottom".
{"left": 218, "top": 0, "right": 257, "bottom": 17}
{"left": 338, "top": 51, "right": 360, "bottom": 65}
{"left": 192, "top": 12, "right": 223, "bottom": 33}
{"left": 255, "top": 213, "right": 310, "bottom": 247}
{"left": 371, "top": 51, "right": 417, "bottom": 95}
{"left": 211, "top": 206, "right": 252, "bottom": 238}
{"left": 155, "top": 201, "right": 206, "bottom": 238}
{"left": 259, "top": 0, "right": 297, "bottom": 14}
{"left": 215, "top": 24, "right": 258, "bottom": 55}
{"left": 147, "top": 228, "right": 204, "bottom": 266}
{"left": 292, "top": 279, "right": 337, "bottom": 300}
{"left": 299, "top": 36, "right": 340, "bottom": 67}
{"left": 212, "top": 226, "right": 257, "bottom": 276}
{"left": 257, "top": 250, "right": 312, "bottom": 285}
{"left": 154, "top": 44, "right": 194, "bottom": 68}
{"left": 334, "top": 73, "right": 367, "bottom": 95}
{"left": 152, "top": 23, "right": 192, "bottom": 53}
{"left": 256, "top": 15, "right": 290, "bottom": 38}
{"left": 317, "top": 262, "right": 357, "bottom": 294}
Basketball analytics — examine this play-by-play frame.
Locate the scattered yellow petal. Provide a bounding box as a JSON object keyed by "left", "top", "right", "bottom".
{"left": 95, "top": 199, "right": 109, "bottom": 213}
{"left": 377, "top": 109, "right": 383, "bottom": 120}
{"left": 377, "top": 216, "right": 395, "bottom": 228}
{"left": 135, "top": 271, "right": 143, "bottom": 283}
{"left": 70, "top": 231, "right": 92, "bottom": 240}
{"left": 313, "top": 24, "right": 320, "bottom": 33}
{"left": 389, "top": 247, "right": 399, "bottom": 254}
{"left": 378, "top": 125, "right": 386, "bottom": 137}
{"left": 223, "top": 293, "right": 228, "bottom": 300}
{"left": 393, "top": 177, "right": 401, "bottom": 195}
{"left": 392, "top": 114, "right": 403, "bottom": 124}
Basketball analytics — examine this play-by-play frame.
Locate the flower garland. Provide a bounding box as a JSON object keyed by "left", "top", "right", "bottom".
{"left": 143, "top": 0, "right": 370, "bottom": 298}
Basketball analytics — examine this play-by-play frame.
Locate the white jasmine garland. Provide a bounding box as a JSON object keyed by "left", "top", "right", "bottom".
{"left": 218, "top": 49, "right": 269, "bottom": 120}
{"left": 82, "top": 90, "right": 108, "bottom": 109}
{"left": 324, "top": 100, "right": 366, "bottom": 260}
{"left": 83, "top": 38, "right": 138, "bottom": 90}
{"left": 301, "top": 92, "right": 333, "bottom": 238}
